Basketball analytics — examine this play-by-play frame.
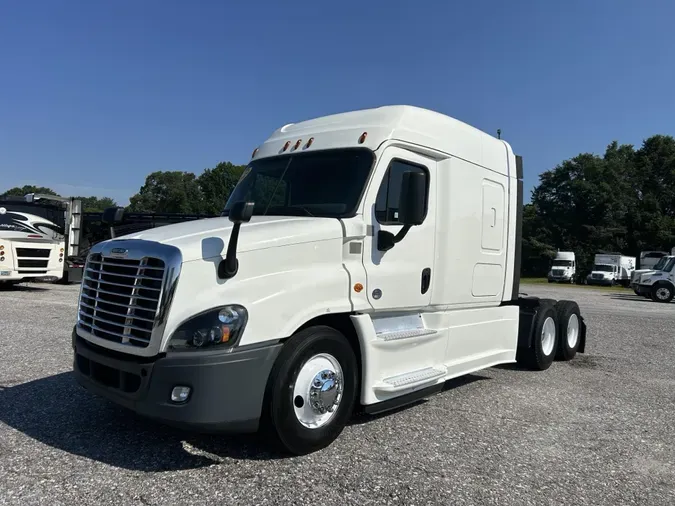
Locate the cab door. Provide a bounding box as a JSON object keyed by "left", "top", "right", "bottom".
{"left": 361, "top": 146, "right": 436, "bottom": 310}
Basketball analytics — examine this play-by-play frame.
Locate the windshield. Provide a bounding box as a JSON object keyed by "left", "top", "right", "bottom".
{"left": 223, "top": 148, "right": 375, "bottom": 218}
{"left": 652, "top": 257, "right": 668, "bottom": 271}
{"left": 594, "top": 264, "right": 615, "bottom": 272}
{"left": 663, "top": 257, "right": 675, "bottom": 272}
{"left": 552, "top": 260, "right": 572, "bottom": 267}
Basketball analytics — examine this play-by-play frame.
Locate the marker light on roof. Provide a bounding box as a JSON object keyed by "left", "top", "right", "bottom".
{"left": 358, "top": 132, "right": 367, "bottom": 144}
{"left": 251, "top": 147, "right": 259, "bottom": 159}
{"left": 293, "top": 139, "right": 302, "bottom": 150}
{"left": 282, "top": 141, "right": 291, "bottom": 152}
{"left": 305, "top": 137, "right": 314, "bottom": 149}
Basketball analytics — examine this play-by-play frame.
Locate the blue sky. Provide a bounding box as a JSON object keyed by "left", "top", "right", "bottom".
{"left": 1, "top": 0, "right": 674, "bottom": 206}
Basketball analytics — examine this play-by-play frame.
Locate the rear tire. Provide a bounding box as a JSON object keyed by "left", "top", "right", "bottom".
{"left": 554, "top": 300, "right": 581, "bottom": 361}
{"left": 519, "top": 302, "right": 558, "bottom": 371}
{"left": 260, "top": 325, "right": 358, "bottom": 455}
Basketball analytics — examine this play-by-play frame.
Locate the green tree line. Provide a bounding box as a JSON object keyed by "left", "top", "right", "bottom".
{"left": 523, "top": 135, "right": 675, "bottom": 278}
{"left": 3, "top": 133, "right": 674, "bottom": 277}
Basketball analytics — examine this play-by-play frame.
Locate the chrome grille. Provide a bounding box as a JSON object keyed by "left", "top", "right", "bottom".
{"left": 77, "top": 253, "right": 165, "bottom": 348}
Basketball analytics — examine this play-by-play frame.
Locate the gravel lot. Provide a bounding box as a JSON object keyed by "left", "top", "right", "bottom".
{"left": 1, "top": 282, "right": 674, "bottom": 505}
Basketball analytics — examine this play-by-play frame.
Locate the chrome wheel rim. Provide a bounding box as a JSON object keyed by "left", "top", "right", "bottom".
{"left": 656, "top": 287, "right": 671, "bottom": 300}
{"left": 292, "top": 353, "right": 344, "bottom": 429}
{"left": 541, "top": 316, "right": 556, "bottom": 356}
{"left": 567, "top": 314, "right": 579, "bottom": 349}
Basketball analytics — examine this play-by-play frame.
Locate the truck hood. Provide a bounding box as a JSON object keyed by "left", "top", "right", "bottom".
{"left": 117, "top": 216, "right": 345, "bottom": 262}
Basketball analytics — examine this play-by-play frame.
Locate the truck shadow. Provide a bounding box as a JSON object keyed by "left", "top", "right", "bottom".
{"left": 0, "top": 372, "right": 287, "bottom": 471}
{"left": 0, "top": 372, "right": 489, "bottom": 471}
{"left": 0, "top": 284, "right": 50, "bottom": 292}
{"left": 606, "top": 293, "right": 655, "bottom": 304}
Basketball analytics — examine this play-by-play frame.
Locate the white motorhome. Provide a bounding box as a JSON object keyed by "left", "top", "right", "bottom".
{"left": 634, "top": 255, "right": 675, "bottom": 302}
{"left": 0, "top": 205, "right": 66, "bottom": 285}
{"left": 547, "top": 251, "right": 576, "bottom": 283}
{"left": 70, "top": 105, "right": 588, "bottom": 455}
{"left": 0, "top": 194, "right": 83, "bottom": 286}
{"left": 587, "top": 253, "right": 635, "bottom": 287}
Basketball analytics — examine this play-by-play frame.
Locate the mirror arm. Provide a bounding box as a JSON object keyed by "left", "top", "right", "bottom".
{"left": 218, "top": 222, "right": 242, "bottom": 279}
{"left": 377, "top": 225, "right": 412, "bottom": 252}
{"left": 394, "top": 224, "right": 411, "bottom": 243}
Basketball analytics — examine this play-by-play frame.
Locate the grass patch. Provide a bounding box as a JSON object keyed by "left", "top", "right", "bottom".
{"left": 521, "top": 278, "right": 630, "bottom": 292}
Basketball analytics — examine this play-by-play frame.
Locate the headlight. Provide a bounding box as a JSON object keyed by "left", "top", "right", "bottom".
{"left": 167, "top": 305, "right": 248, "bottom": 352}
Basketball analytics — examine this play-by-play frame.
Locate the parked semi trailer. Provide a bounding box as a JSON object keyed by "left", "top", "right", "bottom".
{"left": 70, "top": 105, "right": 588, "bottom": 455}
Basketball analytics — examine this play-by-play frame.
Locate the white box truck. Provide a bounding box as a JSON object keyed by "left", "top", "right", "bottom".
{"left": 547, "top": 251, "right": 576, "bottom": 283}
{"left": 70, "top": 105, "right": 588, "bottom": 455}
{"left": 587, "top": 253, "right": 635, "bottom": 287}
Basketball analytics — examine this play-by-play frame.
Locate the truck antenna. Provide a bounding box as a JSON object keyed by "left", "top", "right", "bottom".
{"left": 497, "top": 129, "right": 501, "bottom": 140}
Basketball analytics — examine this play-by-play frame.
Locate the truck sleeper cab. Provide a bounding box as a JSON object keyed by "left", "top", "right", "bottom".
{"left": 71, "top": 105, "right": 588, "bottom": 455}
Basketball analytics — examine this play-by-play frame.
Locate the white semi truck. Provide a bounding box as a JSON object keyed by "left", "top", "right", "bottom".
{"left": 71, "top": 105, "right": 588, "bottom": 455}
{"left": 547, "top": 251, "right": 576, "bottom": 283}
{"left": 586, "top": 253, "right": 635, "bottom": 287}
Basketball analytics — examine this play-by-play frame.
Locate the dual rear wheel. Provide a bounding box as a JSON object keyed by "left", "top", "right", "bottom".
{"left": 519, "top": 299, "right": 582, "bottom": 370}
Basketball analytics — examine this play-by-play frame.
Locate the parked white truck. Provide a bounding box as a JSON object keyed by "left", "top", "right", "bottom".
{"left": 547, "top": 251, "right": 576, "bottom": 283}
{"left": 634, "top": 255, "right": 675, "bottom": 302}
{"left": 71, "top": 105, "right": 588, "bottom": 455}
{"left": 586, "top": 253, "right": 635, "bottom": 287}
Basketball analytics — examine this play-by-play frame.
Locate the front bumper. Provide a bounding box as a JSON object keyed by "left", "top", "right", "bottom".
{"left": 0, "top": 268, "right": 63, "bottom": 281}
{"left": 548, "top": 276, "right": 572, "bottom": 282}
{"left": 587, "top": 278, "right": 613, "bottom": 286}
{"left": 636, "top": 284, "right": 652, "bottom": 296}
{"left": 72, "top": 329, "right": 282, "bottom": 433}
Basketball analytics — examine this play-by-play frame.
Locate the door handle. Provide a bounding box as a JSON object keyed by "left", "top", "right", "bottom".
{"left": 421, "top": 267, "right": 431, "bottom": 294}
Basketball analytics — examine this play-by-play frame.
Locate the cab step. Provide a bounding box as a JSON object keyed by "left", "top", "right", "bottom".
{"left": 376, "top": 328, "right": 437, "bottom": 342}
{"left": 373, "top": 366, "right": 447, "bottom": 393}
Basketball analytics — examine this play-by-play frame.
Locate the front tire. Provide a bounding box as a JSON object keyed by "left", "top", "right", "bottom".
{"left": 651, "top": 283, "right": 674, "bottom": 303}
{"left": 261, "top": 325, "right": 358, "bottom": 455}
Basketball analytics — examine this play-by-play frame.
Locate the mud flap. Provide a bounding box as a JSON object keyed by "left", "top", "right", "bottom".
{"left": 578, "top": 315, "right": 588, "bottom": 353}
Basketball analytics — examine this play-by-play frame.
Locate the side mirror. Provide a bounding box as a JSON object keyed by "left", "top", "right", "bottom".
{"left": 228, "top": 201, "right": 254, "bottom": 224}
{"left": 397, "top": 171, "right": 427, "bottom": 226}
{"left": 102, "top": 206, "right": 125, "bottom": 225}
